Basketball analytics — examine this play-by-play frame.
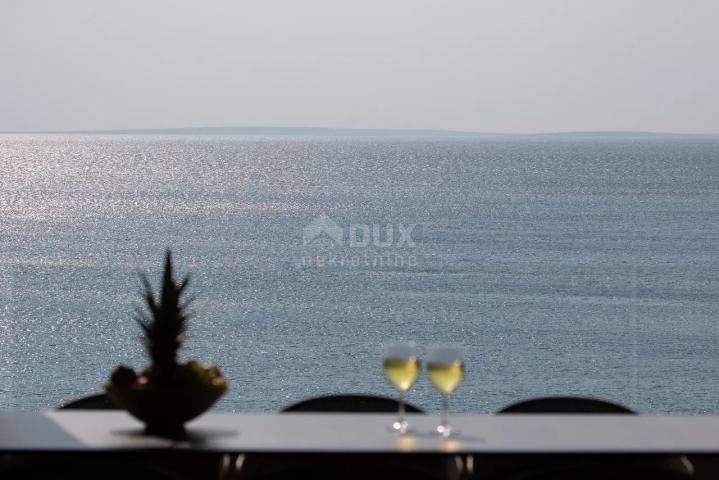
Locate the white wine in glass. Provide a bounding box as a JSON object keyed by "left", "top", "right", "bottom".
{"left": 383, "top": 343, "right": 420, "bottom": 434}
{"left": 427, "top": 346, "right": 464, "bottom": 437}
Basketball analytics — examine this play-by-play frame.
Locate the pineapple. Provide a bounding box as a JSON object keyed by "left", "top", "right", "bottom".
{"left": 134, "top": 250, "right": 191, "bottom": 384}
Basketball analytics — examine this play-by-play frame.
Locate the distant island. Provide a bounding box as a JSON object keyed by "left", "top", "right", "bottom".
{"left": 2, "top": 126, "right": 717, "bottom": 138}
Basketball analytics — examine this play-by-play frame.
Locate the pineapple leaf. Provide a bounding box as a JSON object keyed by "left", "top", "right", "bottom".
{"left": 135, "top": 249, "right": 192, "bottom": 375}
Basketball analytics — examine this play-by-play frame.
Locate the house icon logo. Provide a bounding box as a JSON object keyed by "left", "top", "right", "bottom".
{"left": 303, "top": 213, "right": 344, "bottom": 246}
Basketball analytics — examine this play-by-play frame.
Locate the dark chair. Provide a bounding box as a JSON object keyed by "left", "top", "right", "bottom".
{"left": 235, "top": 394, "right": 463, "bottom": 480}
{"left": 282, "top": 393, "right": 424, "bottom": 413}
{"left": 0, "top": 464, "right": 177, "bottom": 480}
{"left": 470, "top": 396, "right": 693, "bottom": 480}
{"left": 1, "top": 394, "right": 178, "bottom": 480}
{"left": 497, "top": 396, "right": 634, "bottom": 414}
{"left": 58, "top": 392, "right": 118, "bottom": 410}
{"left": 506, "top": 462, "right": 695, "bottom": 480}
{"left": 2, "top": 393, "right": 225, "bottom": 480}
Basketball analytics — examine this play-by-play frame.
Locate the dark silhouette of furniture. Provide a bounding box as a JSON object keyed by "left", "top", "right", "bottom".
{"left": 1, "top": 393, "right": 214, "bottom": 480}
{"left": 282, "top": 393, "right": 424, "bottom": 413}
{"left": 58, "top": 392, "right": 117, "bottom": 410}
{"left": 235, "top": 393, "right": 463, "bottom": 480}
{"left": 498, "top": 395, "right": 634, "bottom": 414}
{"left": 470, "top": 396, "right": 693, "bottom": 480}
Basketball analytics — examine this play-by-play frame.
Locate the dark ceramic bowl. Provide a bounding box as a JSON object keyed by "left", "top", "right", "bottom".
{"left": 106, "top": 382, "right": 226, "bottom": 437}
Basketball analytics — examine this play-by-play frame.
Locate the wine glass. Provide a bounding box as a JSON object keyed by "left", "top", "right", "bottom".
{"left": 427, "top": 345, "right": 464, "bottom": 437}
{"left": 383, "top": 342, "right": 421, "bottom": 434}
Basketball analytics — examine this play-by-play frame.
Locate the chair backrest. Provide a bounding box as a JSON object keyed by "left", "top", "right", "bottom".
{"left": 58, "top": 393, "right": 118, "bottom": 410}
{"left": 1, "top": 465, "right": 177, "bottom": 480}
{"left": 490, "top": 396, "right": 693, "bottom": 480}
{"left": 237, "top": 396, "right": 453, "bottom": 480}
{"left": 282, "top": 394, "right": 424, "bottom": 413}
{"left": 509, "top": 463, "right": 693, "bottom": 480}
{"left": 497, "top": 396, "right": 634, "bottom": 414}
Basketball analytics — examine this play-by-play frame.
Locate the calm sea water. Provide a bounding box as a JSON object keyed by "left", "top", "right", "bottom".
{"left": 1, "top": 134, "right": 718, "bottom": 414}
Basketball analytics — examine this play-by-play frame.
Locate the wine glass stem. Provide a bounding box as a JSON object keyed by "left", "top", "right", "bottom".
{"left": 398, "top": 391, "right": 406, "bottom": 431}
{"left": 441, "top": 394, "right": 449, "bottom": 433}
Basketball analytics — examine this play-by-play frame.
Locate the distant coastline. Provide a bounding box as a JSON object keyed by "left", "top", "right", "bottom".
{"left": 1, "top": 126, "right": 717, "bottom": 138}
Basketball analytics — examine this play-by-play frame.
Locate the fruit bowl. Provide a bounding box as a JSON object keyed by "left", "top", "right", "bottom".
{"left": 107, "top": 251, "right": 229, "bottom": 438}
{"left": 106, "top": 362, "right": 228, "bottom": 437}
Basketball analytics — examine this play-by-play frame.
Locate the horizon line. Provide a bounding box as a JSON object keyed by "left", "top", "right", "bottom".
{"left": 1, "top": 125, "right": 718, "bottom": 137}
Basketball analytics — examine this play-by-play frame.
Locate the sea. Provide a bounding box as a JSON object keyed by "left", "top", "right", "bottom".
{"left": 1, "top": 133, "right": 718, "bottom": 414}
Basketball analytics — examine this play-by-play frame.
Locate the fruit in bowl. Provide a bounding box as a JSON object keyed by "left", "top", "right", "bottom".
{"left": 106, "top": 361, "right": 227, "bottom": 437}
{"left": 106, "top": 251, "right": 228, "bottom": 437}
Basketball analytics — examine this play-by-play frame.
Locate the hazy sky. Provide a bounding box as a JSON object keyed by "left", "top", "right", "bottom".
{"left": 1, "top": 0, "right": 718, "bottom": 133}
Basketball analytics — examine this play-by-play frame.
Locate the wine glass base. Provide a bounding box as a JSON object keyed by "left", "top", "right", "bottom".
{"left": 390, "top": 420, "right": 413, "bottom": 434}
{"left": 436, "top": 424, "right": 455, "bottom": 437}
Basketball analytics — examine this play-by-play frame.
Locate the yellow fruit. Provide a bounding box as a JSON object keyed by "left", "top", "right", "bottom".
{"left": 211, "top": 377, "right": 228, "bottom": 390}
{"left": 204, "top": 363, "right": 221, "bottom": 378}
